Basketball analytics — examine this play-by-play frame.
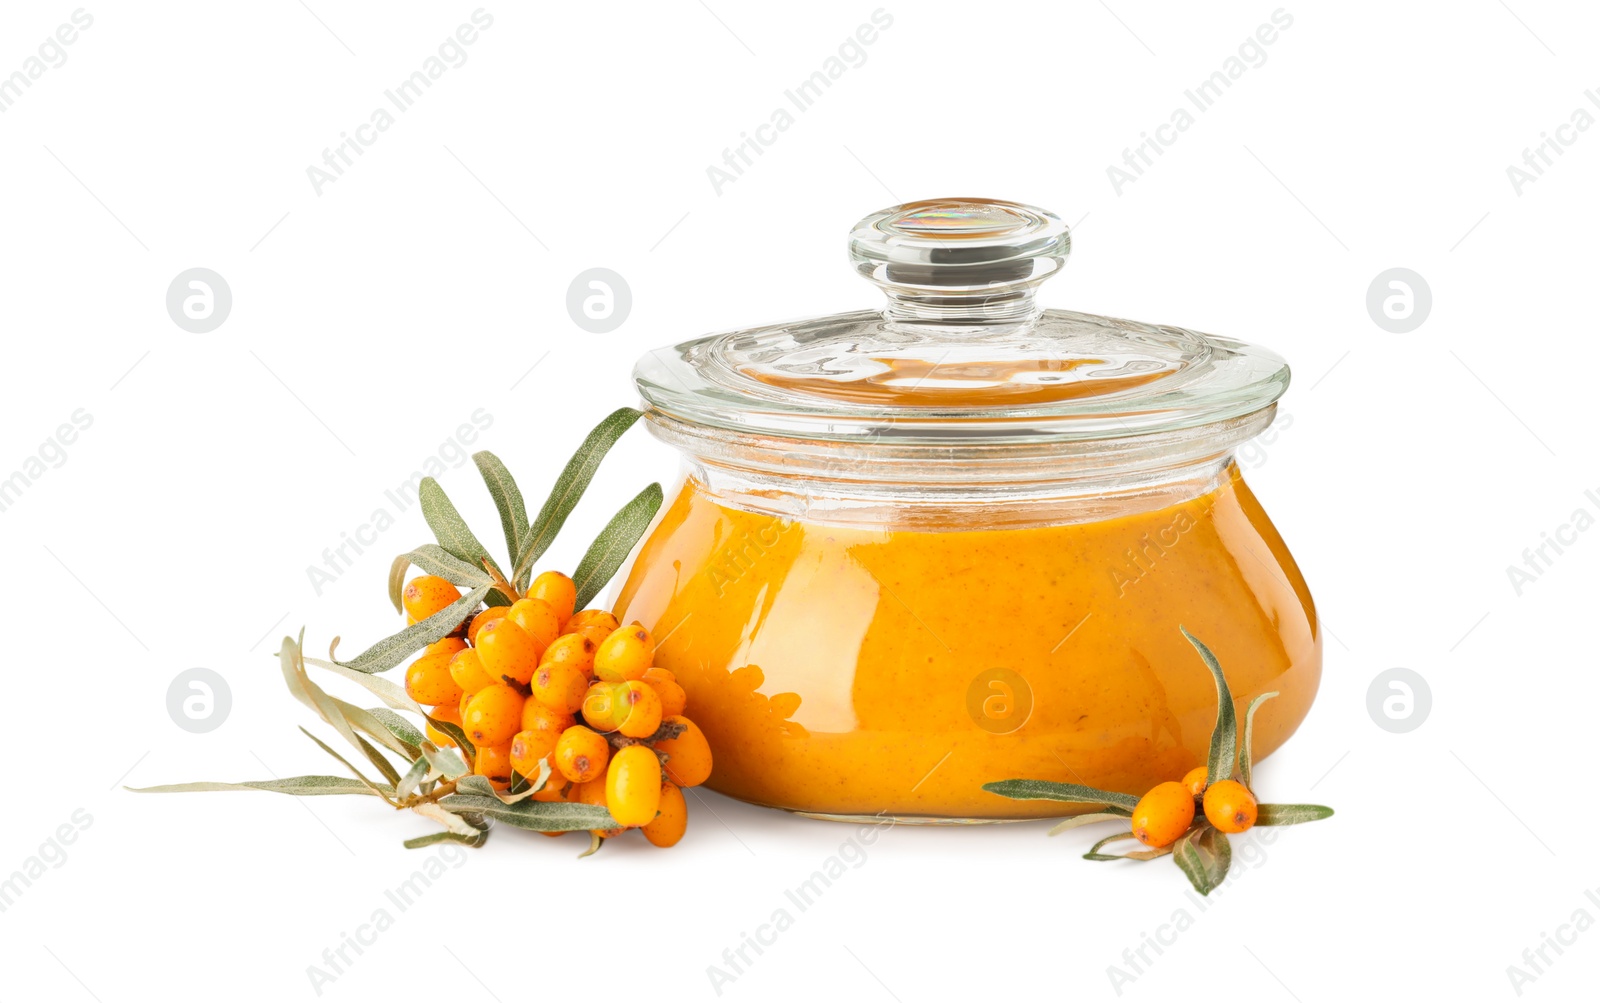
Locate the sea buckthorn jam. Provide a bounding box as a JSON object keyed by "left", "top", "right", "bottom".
{"left": 618, "top": 199, "right": 1320, "bottom": 822}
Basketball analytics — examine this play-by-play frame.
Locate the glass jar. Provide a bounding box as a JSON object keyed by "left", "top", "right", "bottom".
{"left": 616, "top": 198, "right": 1319, "bottom": 823}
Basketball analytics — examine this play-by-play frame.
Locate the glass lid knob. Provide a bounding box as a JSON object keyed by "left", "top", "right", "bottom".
{"left": 848, "top": 198, "right": 1071, "bottom": 323}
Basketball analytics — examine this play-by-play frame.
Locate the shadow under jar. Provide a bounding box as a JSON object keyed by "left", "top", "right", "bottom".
{"left": 616, "top": 198, "right": 1320, "bottom": 823}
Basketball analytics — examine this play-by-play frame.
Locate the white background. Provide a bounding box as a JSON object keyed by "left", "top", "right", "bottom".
{"left": 1, "top": 1, "right": 1596, "bottom": 999}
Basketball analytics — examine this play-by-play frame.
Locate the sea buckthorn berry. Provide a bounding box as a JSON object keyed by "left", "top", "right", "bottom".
{"left": 606, "top": 745, "right": 663, "bottom": 827}
{"left": 474, "top": 741, "right": 514, "bottom": 789}
{"left": 581, "top": 682, "right": 626, "bottom": 733}
{"left": 1181, "top": 766, "right": 1209, "bottom": 798}
{"left": 554, "top": 725, "right": 610, "bottom": 783}
{"left": 448, "top": 648, "right": 496, "bottom": 696}
{"left": 532, "top": 774, "right": 569, "bottom": 802}
{"left": 574, "top": 777, "right": 625, "bottom": 838}
{"left": 642, "top": 668, "right": 687, "bottom": 719}
{"left": 568, "top": 609, "right": 619, "bottom": 634}
{"left": 617, "top": 680, "right": 663, "bottom": 739}
{"left": 643, "top": 782, "right": 687, "bottom": 848}
{"left": 540, "top": 633, "right": 597, "bottom": 677}
{"left": 468, "top": 606, "right": 510, "bottom": 645}
{"left": 522, "top": 698, "right": 575, "bottom": 737}
{"left": 475, "top": 618, "right": 542, "bottom": 687}
{"left": 654, "top": 716, "right": 712, "bottom": 787}
{"left": 1202, "top": 779, "right": 1258, "bottom": 834}
{"left": 575, "top": 624, "right": 613, "bottom": 650}
{"left": 509, "top": 729, "right": 558, "bottom": 779}
{"left": 532, "top": 661, "right": 587, "bottom": 715}
{"left": 402, "top": 575, "right": 461, "bottom": 624}
{"left": 426, "top": 636, "right": 468, "bottom": 659}
{"left": 425, "top": 701, "right": 462, "bottom": 748}
{"left": 405, "top": 651, "right": 463, "bottom": 707}
{"left": 1131, "top": 781, "right": 1196, "bottom": 848}
{"left": 529, "top": 571, "right": 578, "bottom": 627}
{"left": 508, "top": 598, "right": 562, "bottom": 650}
{"left": 464, "top": 683, "right": 524, "bottom": 748}
{"left": 595, "top": 626, "right": 654, "bottom": 682}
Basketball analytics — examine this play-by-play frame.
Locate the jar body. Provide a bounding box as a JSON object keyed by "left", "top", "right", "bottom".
{"left": 613, "top": 460, "right": 1320, "bottom": 821}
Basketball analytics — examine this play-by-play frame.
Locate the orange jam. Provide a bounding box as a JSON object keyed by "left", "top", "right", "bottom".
{"left": 614, "top": 464, "right": 1320, "bottom": 821}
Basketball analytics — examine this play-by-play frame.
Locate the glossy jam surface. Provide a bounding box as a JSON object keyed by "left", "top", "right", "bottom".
{"left": 613, "top": 466, "right": 1320, "bottom": 820}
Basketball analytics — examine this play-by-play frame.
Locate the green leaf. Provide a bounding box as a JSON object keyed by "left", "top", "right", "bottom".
{"left": 391, "top": 544, "right": 496, "bottom": 593}
{"left": 572, "top": 482, "right": 663, "bottom": 609}
{"left": 403, "top": 830, "right": 488, "bottom": 850}
{"left": 578, "top": 832, "right": 605, "bottom": 858}
{"left": 1083, "top": 831, "right": 1172, "bottom": 861}
{"left": 1172, "top": 825, "right": 1232, "bottom": 895}
{"left": 414, "top": 801, "right": 482, "bottom": 838}
{"left": 1256, "top": 803, "right": 1335, "bottom": 826}
{"left": 365, "top": 707, "right": 425, "bottom": 750}
{"left": 336, "top": 585, "right": 491, "bottom": 674}
{"left": 422, "top": 714, "right": 476, "bottom": 761}
{"left": 298, "top": 727, "right": 395, "bottom": 801}
{"left": 437, "top": 793, "right": 619, "bottom": 832}
{"left": 1046, "top": 812, "right": 1133, "bottom": 836}
{"left": 419, "top": 740, "right": 471, "bottom": 781}
{"left": 1181, "top": 627, "right": 1238, "bottom": 785}
{"left": 451, "top": 775, "right": 500, "bottom": 798}
{"left": 473, "top": 451, "right": 529, "bottom": 572}
{"left": 420, "top": 477, "right": 504, "bottom": 577}
{"left": 280, "top": 634, "right": 388, "bottom": 770}
{"left": 982, "top": 779, "right": 1140, "bottom": 811}
{"left": 128, "top": 776, "right": 387, "bottom": 797}
{"left": 1239, "top": 691, "right": 1279, "bottom": 790}
{"left": 513, "top": 407, "right": 644, "bottom": 588}
{"left": 353, "top": 732, "right": 403, "bottom": 787}
{"left": 304, "top": 656, "right": 423, "bottom": 716}
{"left": 388, "top": 553, "right": 410, "bottom": 614}
{"left": 396, "top": 756, "right": 431, "bottom": 799}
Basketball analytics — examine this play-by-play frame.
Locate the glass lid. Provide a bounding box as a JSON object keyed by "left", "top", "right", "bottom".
{"left": 634, "top": 198, "right": 1289, "bottom": 444}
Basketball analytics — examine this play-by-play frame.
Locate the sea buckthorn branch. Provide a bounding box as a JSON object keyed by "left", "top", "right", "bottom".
{"left": 132, "top": 408, "right": 711, "bottom": 854}
{"left": 984, "top": 628, "right": 1334, "bottom": 895}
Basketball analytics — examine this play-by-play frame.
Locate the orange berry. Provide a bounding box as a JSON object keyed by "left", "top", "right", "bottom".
{"left": 425, "top": 701, "right": 461, "bottom": 748}
{"left": 1181, "top": 766, "right": 1209, "bottom": 798}
{"left": 594, "top": 625, "right": 654, "bottom": 683}
{"left": 654, "top": 716, "right": 712, "bottom": 787}
{"left": 463, "top": 683, "right": 524, "bottom": 748}
{"left": 402, "top": 575, "right": 461, "bottom": 624}
{"left": 642, "top": 668, "right": 687, "bottom": 718}
{"left": 606, "top": 744, "right": 662, "bottom": 827}
{"left": 554, "top": 725, "right": 610, "bottom": 783}
{"left": 426, "top": 636, "right": 468, "bottom": 659}
{"left": 540, "top": 633, "right": 597, "bottom": 678}
{"left": 532, "top": 774, "right": 570, "bottom": 802}
{"left": 529, "top": 571, "right": 578, "bottom": 627}
{"left": 509, "top": 729, "right": 558, "bottom": 779}
{"left": 617, "top": 680, "right": 663, "bottom": 739}
{"left": 643, "top": 782, "right": 687, "bottom": 848}
{"left": 474, "top": 741, "right": 514, "bottom": 789}
{"left": 467, "top": 606, "right": 510, "bottom": 645}
{"left": 521, "top": 698, "right": 575, "bottom": 737}
{"left": 1131, "top": 781, "right": 1196, "bottom": 848}
{"left": 448, "top": 648, "right": 496, "bottom": 696}
{"left": 568, "top": 609, "right": 619, "bottom": 634}
{"left": 581, "top": 681, "right": 626, "bottom": 733}
{"left": 573, "top": 777, "right": 625, "bottom": 838}
{"left": 1202, "top": 779, "right": 1258, "bottom": 834}
{"left": 475, "top": 618, "right": 542, "bottom": 687}
{"left": 404, "top": 650, "right": 462, "bottom": 707}
{"left": 575, "top": 624, "right": 613, "bottom": 649}
{"left": 533, "top": 661, "right": 587, "bottom": 715}
{"left": 508, "top": 598, "right": 562, "bottom": 650}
